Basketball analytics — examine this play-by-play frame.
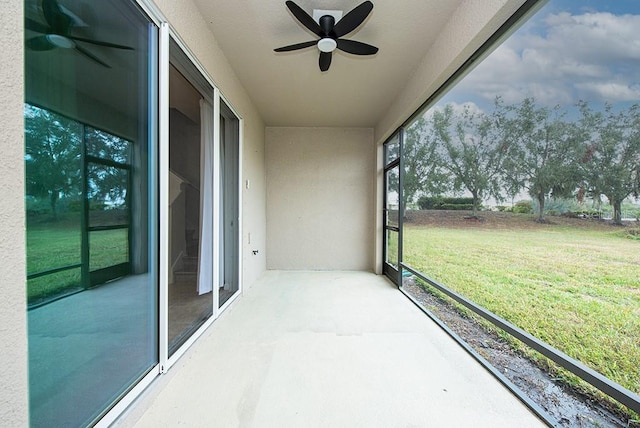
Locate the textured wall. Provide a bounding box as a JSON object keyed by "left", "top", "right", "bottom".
{"left": 266, "top": 127, "right": 375, "bottom": 271}
{"left": 0, "top": 0, "right": 28, "bottom": 425}
{"left": 153, "top": 0, "right": 267, "bottom": 289}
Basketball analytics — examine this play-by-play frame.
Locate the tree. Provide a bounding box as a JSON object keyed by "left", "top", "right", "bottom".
{"left": 402, "top": 115, "right": 450, "bottom": 207}
{"left": 86, "top": 128, "right": 130, "bottom": 210}
{"left": 578, "top": 102, "right": 640, "bottom": 225}
{"left": 503, "top": 98, "right": 581, "bottom": 222}
{"left": 432, "top": 99, "right": 510, "bottom": 217}
{"left": 24, "top": 105, "right": 82, "bottom": 219}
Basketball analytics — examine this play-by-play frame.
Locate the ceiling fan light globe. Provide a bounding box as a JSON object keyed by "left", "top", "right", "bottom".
{"left": 317, "top": 38, "right": 337, "bottom": 53}
{"left": 46, "top": 34, "right": 76, "bottom": 49}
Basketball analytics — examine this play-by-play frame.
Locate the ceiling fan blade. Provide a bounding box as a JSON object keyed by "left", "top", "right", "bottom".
{"left": 67, "top": 35, "right": 134, "bottom": 50}
{"left": 274, "top": 40, "right": 317, "bottom": 52}
{"left": 333, "top": 1, "right": 373, "bottom": 38}
{"left": 75, "top": 45, "right": 111, "bottom": 68}
{"left": 336, "top": 39, "right": 378, "bottom": 55}
{"left": 319, "top": 52, "right": 332, "bottom": 72}
{"left": 26, "top": 36, "right": 55, "bottom": 51}
{"left": 42, "top": 0, "right": 72, "bottom": 34}
{"left": 25, "top": 17, "right": 50, "bottom": 34}
{"left": 285, "top": 1, "right": 323, "bottom": 37}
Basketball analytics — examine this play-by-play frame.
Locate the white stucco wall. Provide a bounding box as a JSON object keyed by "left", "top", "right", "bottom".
{"left": 266, "top": 127, "right": 375, "bottom": 271}
{"left": 152, "top": 0, "right": 267, "bottom": 288}
{"left": 0, "top": 0, "right": 28, "bottom": 426}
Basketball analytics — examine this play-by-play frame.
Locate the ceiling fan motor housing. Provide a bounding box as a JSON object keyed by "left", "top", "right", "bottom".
{"left": 317, "top": 37, "right": 337, "bottom": 52}
{"left": 317, "top": 15, "right": 337, "bottom": 52}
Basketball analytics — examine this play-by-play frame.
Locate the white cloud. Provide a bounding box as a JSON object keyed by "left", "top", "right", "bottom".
{"left": 574, "top": 82, "right": 640, "bottom": 101}
{"left": 447, "top": 8, "right": 640, "bottom": 108}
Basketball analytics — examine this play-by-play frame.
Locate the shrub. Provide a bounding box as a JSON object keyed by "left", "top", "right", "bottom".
{"left": 625, "top": 227, "right": 640, "bottom": 240}
{"left": 418, "top": 196, "right": 476, "bottom": 210}
{"left": 441, "top": 203, "right": 474, "bottom": 211}
{"left": 26, "top": 198, "right": 51, "bottom": 217}
{"left": 572, "top": 210, "right": 601, "bottom": 219}
{"left": 417, "top": 196, "right": 442, "bottom": 210}
{"left": 512, "top": 200, "right": 533, "bottom": 214}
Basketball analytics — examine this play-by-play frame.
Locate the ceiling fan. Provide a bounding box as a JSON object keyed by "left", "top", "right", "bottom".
{"left": 274, "top": 1, "right": 378, "bottom": 72}
{"left": 25, "top": 0, "right": 133, "bottom": 68}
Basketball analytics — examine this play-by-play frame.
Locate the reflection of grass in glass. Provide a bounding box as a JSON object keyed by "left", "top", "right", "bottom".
{"left": 26, "top": 226, "right": 128, "bottom": 302}
{"left": 28, "top": 268, "right": 82, "bottom": 304}
{"left": 27, "top": 225, "right": 81, "bottom": 274}
{"left": 90, "top": 229, "right": 128, "bottom": 270}
{"left": 403, "top": 219, "right": 640, "bottom": 404}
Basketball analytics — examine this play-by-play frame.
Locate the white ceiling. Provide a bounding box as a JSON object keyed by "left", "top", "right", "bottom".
{"left": 192, "top": 0, "right": 464, "bottom": 128}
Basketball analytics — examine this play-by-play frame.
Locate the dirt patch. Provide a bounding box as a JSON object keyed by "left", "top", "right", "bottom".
{"left": 402, "top": 280, "right": 633, "bottom": 427}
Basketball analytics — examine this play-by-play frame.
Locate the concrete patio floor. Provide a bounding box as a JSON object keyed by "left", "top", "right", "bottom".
{"left": 117, "top": 270, "right": 545, "bottom": 427}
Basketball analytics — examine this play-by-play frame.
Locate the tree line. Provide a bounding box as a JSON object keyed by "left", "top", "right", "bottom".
{"left": 403, "top": 97, "right": 640, "bottom": 224}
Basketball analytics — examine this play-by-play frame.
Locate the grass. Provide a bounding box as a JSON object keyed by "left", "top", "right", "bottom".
{"left": 27, "top": 225, "right": 128, "bottom": 302}
{"left": 402, "top": 214, "right": 640, "bottom": 411}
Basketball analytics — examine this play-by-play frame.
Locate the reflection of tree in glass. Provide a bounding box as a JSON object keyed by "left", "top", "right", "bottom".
{"left": 87, "top": 164, "right": 128, "bottom": 210}
{"left": 24, "top": 104, "right": 82, "bottom": 220}
{"left": 86, "top": 128, "right": 131, "bottom": 213}
{"left": 86, "top": 128, "right": 130, "bottom": 164}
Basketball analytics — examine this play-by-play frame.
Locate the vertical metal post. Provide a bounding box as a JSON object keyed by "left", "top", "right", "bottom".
{"left": 80, "top": 124, "right": 90, "bottom": 289}
{"left": 158, "top": 22, "right": 169, "bottom": 372}
{"left": 212, "top": 88, "right": 221, "bottom": 314}
{"left": 397, "top": 127, "right": 405, "bottom": 288}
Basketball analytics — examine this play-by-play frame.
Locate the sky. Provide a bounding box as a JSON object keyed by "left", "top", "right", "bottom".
{"left": 437, "top": 0, "right": 640, "bottom": 114}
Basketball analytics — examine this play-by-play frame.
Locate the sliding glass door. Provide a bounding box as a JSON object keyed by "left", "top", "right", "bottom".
{"left": 219, "top": 100, "right": 240, "bottom": 307}
{"left": 167, "top": 38, "right": 215, "bottom": 355}
{"left": 25, "top": 1, "right": 244, "bottom": 424}
{"left": 25, "top": 0, "right": 158, "bottom": 426}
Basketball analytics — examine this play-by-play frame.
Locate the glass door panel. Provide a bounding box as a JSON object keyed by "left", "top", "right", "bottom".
{"left": 385, "top": 229, "right": 399, "bottom": 269}
{"left": 25, "top": 0, "right": 158, "bottom": 426}
{"left": 167, "top": 43, "right": 214, "bottom": 355}
{"left": 384, "top": 164, "right": 400, "bottom": 279}
{"left": 219, "top": 101, "right": 240, "bottom": 308}
{"left": 385, "top": 168, "right": 399, "bottom": 228}
{"left": 383, "top": 132, "right": 401, "bottom": 282}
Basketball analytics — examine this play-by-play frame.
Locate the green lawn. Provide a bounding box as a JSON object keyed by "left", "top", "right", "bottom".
{"left": 27, "top": 225, "right": 128, "bottom": 302}
{"left": 402, "top": 216, "right": 640, "bottom": 405}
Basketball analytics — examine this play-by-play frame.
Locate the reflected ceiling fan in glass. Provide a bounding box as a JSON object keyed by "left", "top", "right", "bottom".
{"left": 274, "top": 1, "right": 379, "bottom": 72}
{"left": 25, "top": 0, "right": 133, "bottom": 68}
